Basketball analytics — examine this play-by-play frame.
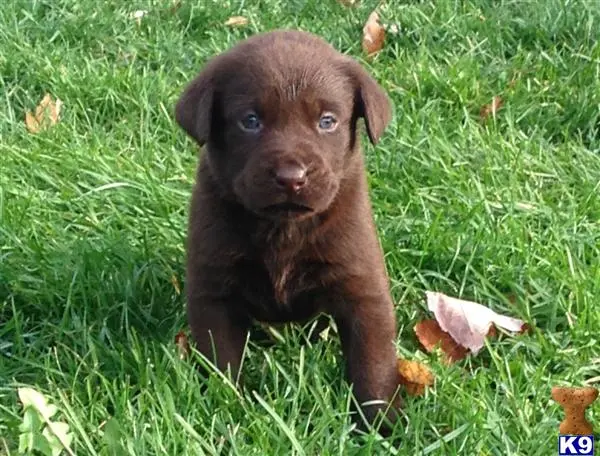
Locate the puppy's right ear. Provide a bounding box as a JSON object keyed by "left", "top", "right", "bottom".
{"left": 340, "top": 57, "right": 392, "bottom": 146}
{"left": 175, "top": 66, "right": 215, "bottom": 146}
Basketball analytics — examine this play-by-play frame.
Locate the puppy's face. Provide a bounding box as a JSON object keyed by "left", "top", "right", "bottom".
{"left": 176, "top": 30, "right": 392, "bottom": 220}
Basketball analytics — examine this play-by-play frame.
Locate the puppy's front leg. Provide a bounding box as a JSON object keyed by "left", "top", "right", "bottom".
{"left": 330, "top": 286, "right": 402, "bottom": 432}
{"left": 187, "top": 291, "right": 251, "bottom": 380}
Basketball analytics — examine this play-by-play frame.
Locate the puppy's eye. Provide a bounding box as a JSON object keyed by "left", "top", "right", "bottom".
{"left": 239, "top": 112, "right": 262, "bottom": 132}
{"left": 318, "top": 113, "right": 338, "bottom": 132}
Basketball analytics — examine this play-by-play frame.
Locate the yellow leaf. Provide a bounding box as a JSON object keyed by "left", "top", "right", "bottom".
{"left": 25, "top": 111, "right": 41, "bottom": 134}
{"left": 224, "top": 16, "right": 248, "bottom": 27}
{"left": 25, "top": 93, "right": 62, "bottom": 134}
{"left": 397, "top": 358, "right": 434, "bottom": 396}
{"left": 171, "top": 274, "right": 181, "bottom": 295}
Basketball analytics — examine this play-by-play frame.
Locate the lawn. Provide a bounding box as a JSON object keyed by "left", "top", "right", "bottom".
{"left": 1, "top": 0, "right": 599, "bottom": 454}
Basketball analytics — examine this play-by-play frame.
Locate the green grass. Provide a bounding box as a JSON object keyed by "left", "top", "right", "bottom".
{"left": 1, "top": 0, "right": 600, "bottom": 454}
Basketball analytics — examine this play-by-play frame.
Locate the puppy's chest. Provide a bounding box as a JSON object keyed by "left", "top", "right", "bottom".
{"left": 263, "top": 252, "right": 299, "bottom": 305}
{"left": 238, "top": 250, "right": 320, "bottom": 322}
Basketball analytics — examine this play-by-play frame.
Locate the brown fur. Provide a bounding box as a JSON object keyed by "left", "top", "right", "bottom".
{"left": 175, "top": 29, "right": 402, "bottom": 433}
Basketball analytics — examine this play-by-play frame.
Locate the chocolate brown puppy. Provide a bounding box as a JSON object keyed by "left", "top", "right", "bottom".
{"left": 175, "top": 29, "right": 402, "bottom": 432}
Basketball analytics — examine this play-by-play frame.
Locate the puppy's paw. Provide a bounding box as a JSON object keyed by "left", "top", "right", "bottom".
{"left": 354, "top": 390, "right": 404, "bottom": 437}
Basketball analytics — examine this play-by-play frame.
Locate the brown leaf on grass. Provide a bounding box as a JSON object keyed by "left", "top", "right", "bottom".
{"left": 362, "top": 10, "right": 385, "bottom": 56}
{"left": 25, "top": 94, "right": 62, "bottom": 134}
{"left": 24, "top": 112, "right": 40, "bottom": 134}
{"left": 175, "top": 331, "right": 189, "bottom": 359}
{"left": 224, "top": 16, "right": 248, "bottom": 27}
{"left": 479, "top": 95, "right": 503, "bottom": 121}
{"left": 397, "top": 359, "right": 434, "bottom": 396}
{"left": 426, "top": 291, "right": 526, "bottom": 354}
{"left": 414, "top": 319, "right": 469, "bottom": 364}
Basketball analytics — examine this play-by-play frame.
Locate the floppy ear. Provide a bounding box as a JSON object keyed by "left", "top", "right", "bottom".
{"left": 175, "top": 65, "right": 215, "bottom": 146}
{"left": 343, "top": 59, "right": 393, "bottom": 145}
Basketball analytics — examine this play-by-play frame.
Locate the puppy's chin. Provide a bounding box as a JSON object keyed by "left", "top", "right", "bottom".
{"left": 258, "top": 201, "right": 315, "bottom": 221}
{"left": 236, "top": 188, "right": 339, "bottom": 222}
{"left": 247, "top": 199, "right": 325, "bottom": 222}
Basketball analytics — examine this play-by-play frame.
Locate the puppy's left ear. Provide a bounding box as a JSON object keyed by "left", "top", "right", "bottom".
{"left": 343, "top": 59, "right": 393, "bottom": 145}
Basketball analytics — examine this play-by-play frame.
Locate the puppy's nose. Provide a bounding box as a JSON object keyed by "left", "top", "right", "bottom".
{"left": 274, "top": 164, "right": 307, "bottom": 192}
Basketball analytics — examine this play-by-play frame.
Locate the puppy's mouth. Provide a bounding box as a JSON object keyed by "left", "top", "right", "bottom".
{"left": 262, "top": 202, "right": 314, "bottom": 216}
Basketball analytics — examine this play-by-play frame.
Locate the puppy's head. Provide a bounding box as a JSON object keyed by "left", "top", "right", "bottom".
{"left": 176, "top": 30, "right": 392, "bottom": 220}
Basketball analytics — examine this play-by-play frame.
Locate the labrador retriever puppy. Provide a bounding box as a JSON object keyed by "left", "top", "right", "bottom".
{"left": 175, "top": 29, "right": 402, "bottom": 433}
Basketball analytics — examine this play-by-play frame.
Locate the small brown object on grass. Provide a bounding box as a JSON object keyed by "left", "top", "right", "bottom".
{"left": 174, "top": 331, "right": 190, "bottom": 359}
{"left": 397, "top": 359, "right": 434, "bottom": 396}
{"left": 480, "top": 95, "right": 503, "bottom": 121}
{"left": 25, "top": 94, "right": 62, "bottom": 134}
{"left": 362, "top": 10, "right": 385, "bottom": 56}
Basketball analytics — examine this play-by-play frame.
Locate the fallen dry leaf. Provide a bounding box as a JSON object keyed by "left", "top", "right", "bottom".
{"left": 171, "top": 274, "right": 181, "bottom": 295}
{"left": 426, "top": 291, "right": 526, "bottom": 354}
{"left": 24, "top": 112, "right": 39, "bottom": 134}
{"left": 131, "top": 10, "right": 148, "bottom": 26}
{"left": 224, "top": 16, "right": 248, "bottom": 27}
{"left": 397, "top": 358, "right": 434, "bottom": 396}
{"left": 480, "top": 95, "right": 503, "bottom": 121}
{"left": 25, "top": 94, "right": 62, "bottom": 134}
{"left": 175, "top": 331, "right": 189, "bottom": 359}
{"left": 414, "top": 319, "right": 469, "bottom": 364}
{"left": 362, "top": 10, "right": 385, "bottom": 56}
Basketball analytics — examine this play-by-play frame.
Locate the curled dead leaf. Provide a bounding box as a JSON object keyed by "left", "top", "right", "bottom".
{"left": 414, "top": 319, "right": 469, "bottom": 364}
{"left": 362, "top": 10, "right": 385, "bottom": 56}
{"left": 25, "top": 94, "right": 62, "bottom": 134}
{"left": 224, "top": 16, "right": 248, "bottom": 27}
{"left": 426, "top": 291, "right": 526, "bottom": 354}
{"left": 175, "top": 331, "right": 189, "bottom": 359}
{"left": 480, "top": 95, "right": 503, "bottom": 121}
{"left": 397, "top": 359, "right": 434, "bottom": 396}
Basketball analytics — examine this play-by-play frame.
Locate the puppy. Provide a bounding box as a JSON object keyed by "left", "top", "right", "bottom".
{"left": 175, "top": 29, "right": 402, "bottom": 433}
